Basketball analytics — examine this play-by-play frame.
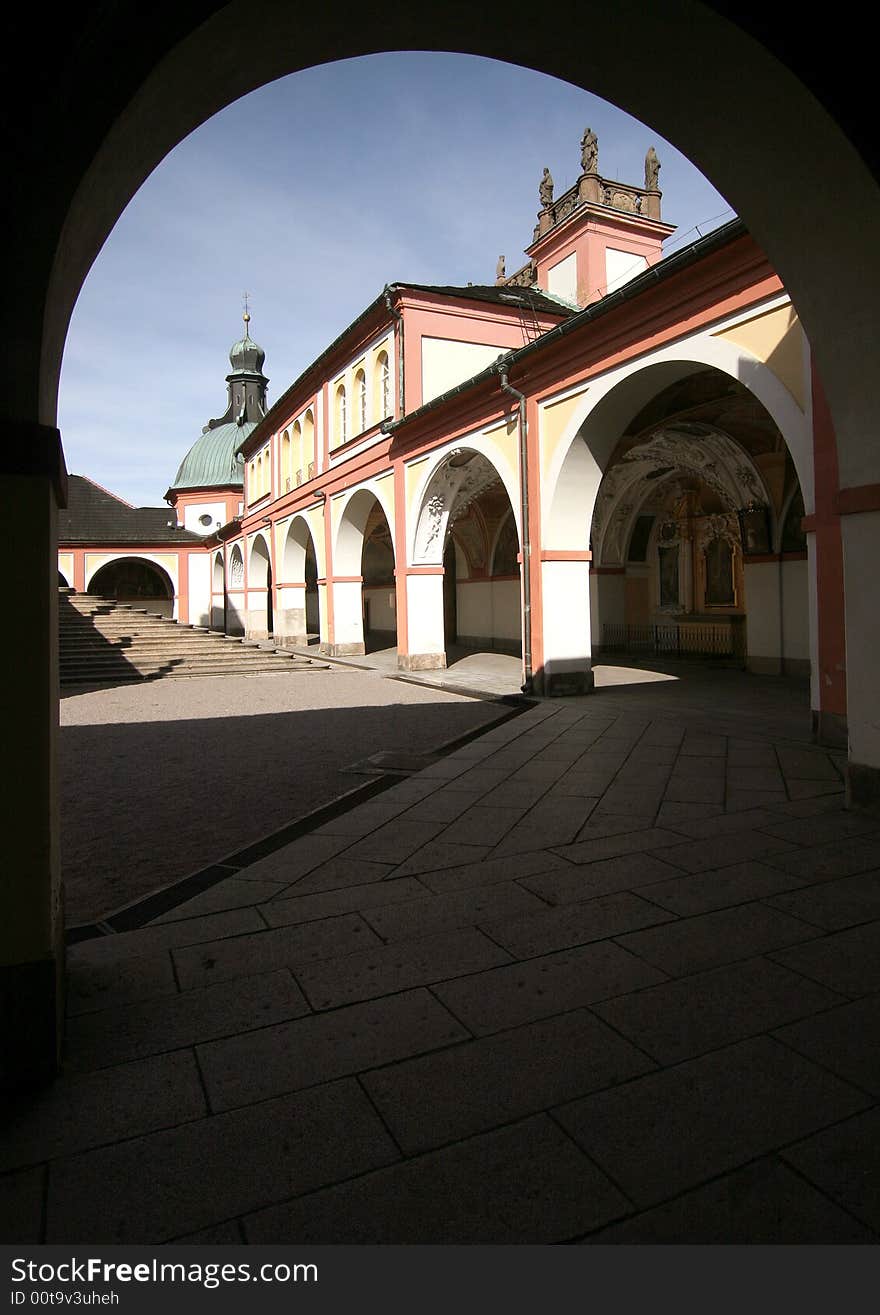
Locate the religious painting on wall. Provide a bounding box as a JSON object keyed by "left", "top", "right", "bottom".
{"left": 705, "top": 536, "right": 736, "bottom": 606}
{"left": 658, "top": 545, "right": 679, "bottom": 608}
{"left": 738, "top": 506, "right": 771, "bottom": 556}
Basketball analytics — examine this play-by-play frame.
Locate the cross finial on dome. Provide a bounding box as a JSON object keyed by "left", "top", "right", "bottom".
{"left": 242, "top": 290, "right": 251, "bottom": 336}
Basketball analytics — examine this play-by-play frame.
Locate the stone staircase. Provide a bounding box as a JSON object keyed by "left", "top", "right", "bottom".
{"left": 59, "top": 591, "right": 328, "bottom": 685}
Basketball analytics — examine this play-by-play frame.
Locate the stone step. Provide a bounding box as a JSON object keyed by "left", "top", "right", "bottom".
{"left": 58, "top": 593, "right": 324, "bottom": 684}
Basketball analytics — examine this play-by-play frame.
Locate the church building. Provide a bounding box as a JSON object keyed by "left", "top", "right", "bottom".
{"left": 60, "top": 133, "right": 841, "bottom": 745}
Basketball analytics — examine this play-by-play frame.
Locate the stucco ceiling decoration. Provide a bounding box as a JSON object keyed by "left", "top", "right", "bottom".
{"left": 414, "top": 449, "right": 506, "bottom": 564}
{"left": 592, "top": 422, "right": 770, "bottom": 566}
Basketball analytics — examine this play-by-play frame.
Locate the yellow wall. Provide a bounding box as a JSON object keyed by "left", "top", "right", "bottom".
{"left": 715, "top": 305, "right": 805, "bottom": 410}
{"left": 539, "top": 387, "right": 589, "bottom": 481}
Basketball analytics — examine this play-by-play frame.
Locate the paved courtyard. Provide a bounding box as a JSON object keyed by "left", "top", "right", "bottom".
{"left": 6, "top": 669, "right": 880, "bottom": 1244}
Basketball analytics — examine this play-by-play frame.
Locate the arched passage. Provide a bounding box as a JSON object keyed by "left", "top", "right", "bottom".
{"left": 278, "top": 515, "right": 322, "bottom": 648}
{"left": 409, "top": 447, "right": 522, "bottom": 670}
{"left": 247, "top": 533, "right": 273, "bottom": 640}
{"left": 542, "top": 359, "right": 812, "bottom": 697}
{"left": 331, "top": 487, "right": 395, "bottom": 657}
{"left": 88, "top": 556, "right": 175, "bottom": 617}
{"left": 8, "top": 6, "right": 880, "bottom": 1088}
{"left": 210, "top": 551, "right": 225, "bottom": 631}
{"left": 226, "top": 543, "right": 246, "bottom": 635}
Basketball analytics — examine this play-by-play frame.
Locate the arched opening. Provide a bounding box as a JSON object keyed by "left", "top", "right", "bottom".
{"left": 57, "top": 570, "right": 70, "bottom": 588}
{"left": 332, "top": 488, "right": 396, "bottom": 658}
{"left": 87, "top": 557, "right": 175, "bottom": 618}
{"left": 247, "top": 533, "right": 273, "bottom": 640}
{"left": 545, "top": 361, "right": 810, "bottom": 696}
{"left": 279, "top": 515, "right": 322, "bottom": 647}
{"left": 412, "top": 447, "right": 522, "bottom": 673}
{"left": 210, "top": 551, "right": 226, "bottom": 631}
{"left": 226, "top": 543, "right": 245, "bottom": 635}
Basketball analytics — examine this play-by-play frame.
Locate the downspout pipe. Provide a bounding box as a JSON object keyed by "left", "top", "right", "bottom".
{"left": 498, "top": 363, "right": 533, "bottom": 694}
{"left": 383, "top": 286, "right": 405, "bottom": 419}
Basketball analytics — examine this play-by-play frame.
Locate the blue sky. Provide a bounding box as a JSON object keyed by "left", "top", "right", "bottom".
{"left": 58, "top": 52, "right": 732, "bottom": 508}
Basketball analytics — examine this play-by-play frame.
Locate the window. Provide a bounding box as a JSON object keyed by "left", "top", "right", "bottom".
{"left": 335, "top": 384, "right": 347, "bottom": 446}
{"left": 356, "top": 368, "right": 367, "bottom": 433}
{"left": 198, "top": 513, "right": 214, "bottom": 527}
{"left": 376, "top": 350, "right": 391, "bottom": 419}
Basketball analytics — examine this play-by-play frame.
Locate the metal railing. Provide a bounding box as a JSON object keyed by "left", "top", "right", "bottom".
{"left": 601, "top": 620, "right": 746, "bottom": 661}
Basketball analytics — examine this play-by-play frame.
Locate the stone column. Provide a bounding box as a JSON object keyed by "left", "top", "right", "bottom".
{"left": 323, "top": 578, "right": 365, "bottom": 656}
{"left": 841, "top": 508, "right": 880, "bottom": 807}
{"left": 538, "top": 556, "right": 595, "bottom": 696}
{"left": 275, "top": 584, "right": 307, "bottom": 647}
{"left": 399, "top": 570, "right": 446, "bottom": 670}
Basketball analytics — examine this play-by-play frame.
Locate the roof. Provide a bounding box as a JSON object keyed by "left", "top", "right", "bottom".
{"left": 237, "top": 280, "right": 573, "bottom": 457}
{"left": 401, "top": 283, "right": 575, "bottom": 316}
{"left": 168, "top": 419, "right": 254, "bottom": 492}
{"left": 58, "top": 476, "right": 202, "bottom": 544}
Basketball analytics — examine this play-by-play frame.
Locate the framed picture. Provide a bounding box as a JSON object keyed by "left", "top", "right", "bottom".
{"left": 738, "top": 506, "right": 771, "bottom": 555}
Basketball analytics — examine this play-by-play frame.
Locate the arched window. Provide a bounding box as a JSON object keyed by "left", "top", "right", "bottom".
{"left": 355, "top": 368, "right": 367, "bottom": 433}
{"left": 292, "top": 419, "right": 303, "bottom": 485}
{"left": 281, "top": 430, "right": 291, "bottom": 491}
{"left": 375, "top": 350, "right": 391, "bottom": 419}
{"left": 335, "top": 383, "right": 347, "bottom": 446}
{"left": 303, "top": 409, "right": 315, "bottom": 478}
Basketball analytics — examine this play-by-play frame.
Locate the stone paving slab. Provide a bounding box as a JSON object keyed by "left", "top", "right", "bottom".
{"left": 633, "top": 860, "right": 807, "bottom": 916}
{"left": 482, "top": 891, "right": 676, "bottom": 959}
{"left": 521, "top": 851, "right": 683, "bottom": 904}
{"left": 23, "top": 675, "right": 880, "bottom": 1242}
{"left": 770, "top": 919, "right": 880, "bottom": 996}
{"left": 151, "top": 876, "right": 289, "bottom": 922}
{"left": 361, "top": 882, "right": 546, "bottom": 941}
{"left": 296, "top": 926, "right": 512, "bottom": 1010}
{"left": 244, "top": 1115, "right": 629, "bottom": 1244}
{"left": 553, "top": 1036, "right": 872, "bottom": 1209}
{"left": 781, "top": 1107, "right": 880, "bottom": 1234}
{"left": 432, "top": 941, "right": 667, "bottom": 1035}
{"left": 772, "top": 994, "right": 880, "bottom": 1096}
{"left": 260, "top": 876, "right": 429, "bottom": 927}
{"left": 197, "top": 988, "right": 469, "bottom": 1112}
{"left": 68, "top": 906, "right": 266, "bottom": 965}
{"left": 391, "top": 840, "right": 492, "bottom": 876}
{"left": 585, "top": 1157, "right": 875, "bottom": 1243}
{"left": 361, "top": 1008, "right": 656, "bottom": 1155}
{"left": 66, "top": 952, "right": 179, "bottom": 1016}
{"left": 764, "top": 871, "right": 880, "bottom": 930}
{"left": 762, "top": 834, "right": 880, "bottom": 881}
{"left": 283, "top": 856, "right": 396, "bottom": 894}
{"left": 553, "top": 827, "right": 690, "bottom": 867}
{"left": 65, "top": 969, "right": 309, "bottom": 1073}
{"left": 172, "top": 913, "right": 383, "bottom": 991}
{"left": 0, "top": 1167, "right": 45, "bottom": 1243}
{"left": 415, "top": 849, "right": 569, "bottom": 894}
{"left": 614, "top": 902, "right": 818, "bottom": 976}
{"left": 229, "top": 833, "right": 354, "bottom": 883}
{"left": 0, "top": 1050, "right": 206, "bottom": 1172}
{"left": 45, "top": 1078, "right": 400, "bottom": 1243}
{"left": 593, "top": 956, "right": 845, "bottom": 1064}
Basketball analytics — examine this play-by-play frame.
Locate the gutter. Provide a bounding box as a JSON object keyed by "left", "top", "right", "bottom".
{"left": 498, "top": 365, "right": 533, "bottom": 694}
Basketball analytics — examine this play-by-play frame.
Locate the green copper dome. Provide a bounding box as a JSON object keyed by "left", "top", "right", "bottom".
{"left": 166, "top": 314, "right": 270, "bottom": 496}
{"left": 170, "top": 420, "right": 253, "bottom": 491}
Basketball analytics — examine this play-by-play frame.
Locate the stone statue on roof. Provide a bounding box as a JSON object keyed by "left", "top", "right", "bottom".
{"left": 496, "top": 255, "right": 506, "bottom": 282}
{"left": 645, "top": 146, "right": 661, "bottom": 190}
{"left": 539, "top": 167, "right": 554, "bottom": 207}
{"left": 580, "top": 127, "right": 598, "bottom": 174}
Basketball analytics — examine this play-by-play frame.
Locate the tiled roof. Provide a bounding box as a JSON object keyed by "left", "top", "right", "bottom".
{"left": 404, "top": 283, "right": 574, "bottom": 316}
{"left": 59, "top": 476, "right": 202, "bottom": 544}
